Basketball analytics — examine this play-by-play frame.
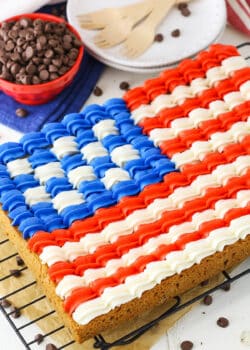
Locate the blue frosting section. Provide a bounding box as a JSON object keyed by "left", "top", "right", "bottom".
{"left": 0, "top": 97, "right": 177, "bottom": 239}
{"left": 20, "top": 132, "right": 50, "bottom": 154}
{"left": 0, "top": 142, "right": 25, "bottom": 164}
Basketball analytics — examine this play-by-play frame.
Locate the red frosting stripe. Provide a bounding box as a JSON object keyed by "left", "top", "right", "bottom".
{"left": 123, "top": 44, "right": 240, "bottom": 110}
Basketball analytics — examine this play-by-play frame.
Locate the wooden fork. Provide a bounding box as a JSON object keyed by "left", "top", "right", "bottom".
{"left": 122, "top": 0, "right": 176, "bottom": 58}
{"left": 78, "top": 0, "right": 154, "bottom": 30}
{"left": 93, "top": 5, "right": 153, "bottom": 48}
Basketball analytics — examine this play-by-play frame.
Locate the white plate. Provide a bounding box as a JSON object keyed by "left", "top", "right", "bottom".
{"left": 67, "top": 0, "right": 227, "bottom": 72}
{"left": 86, "top": 22, "right": 226, "bottom": 73}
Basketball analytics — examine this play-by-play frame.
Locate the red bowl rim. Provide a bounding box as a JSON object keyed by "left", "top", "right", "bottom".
{"left": 0, "top": 13, "right": 84, "bottom": 91}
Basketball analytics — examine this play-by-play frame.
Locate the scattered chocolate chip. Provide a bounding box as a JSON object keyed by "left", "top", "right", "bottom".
{"left": 16, "top": 255, "right": 25, "bottom": 266}
{"left": 171, "top": 29, "right": 181, "bottom": 37}
{"left": 154, "top": 33, "right": 164, "bottom": 42}
{"left": 177, "top": 2, "right": 188, "bottom": 10}
{"left": 200, "top": 279, "right": 209, "bottom": 287}
{"left": 203, "top": 294, "right": 213, "bottom": 305}
{"left": 93, "top": 86, "right": 103, "bottom": 96}
{"left": 34, "top": 333, "right": 44, "bottom": 344}
{"left": 11, "top": 307, "right": 21, "bottom": 318}
{"left": 181, "top": 7, "right": 191, "bottom": 17}
{"left": 9, "top": 269, "right": 22, "bottom": 277}
{"left": 217, "top": 317, "right": 229, "bottom": 328}
{"left": 46, "top": 344, "right": 58, "bottom": 350}
{"left": 180, "top": 340, "right": 193, "bottom": 350}
{"left": 15, "top": 108, "right": 28, "bottom": 118}
{"left": 0, "top": 298, "right": 11, "bottom": 308}
{"left": 119, "top": 81, "right": 130, "bottom": 90}
{"left": 221, "top": 282, "right": 231, "bottom": 291}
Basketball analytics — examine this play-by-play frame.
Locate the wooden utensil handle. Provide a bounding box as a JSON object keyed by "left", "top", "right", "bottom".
{"left": 143, "top": 0, "right": 176, "bottom": 28}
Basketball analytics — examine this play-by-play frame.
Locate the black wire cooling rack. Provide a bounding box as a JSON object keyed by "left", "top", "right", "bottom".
{"left": 0, "top": 42, "right": 250, "bottom": 350}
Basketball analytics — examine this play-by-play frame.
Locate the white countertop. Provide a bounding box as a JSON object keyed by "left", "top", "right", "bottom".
{"left": 0, "top": 24, "right": 250, "bottom": 350}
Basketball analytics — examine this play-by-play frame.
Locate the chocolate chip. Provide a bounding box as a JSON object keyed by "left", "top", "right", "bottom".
{"left": 26, "top": 63, "right": 37, "bottom": 75}
{"left": 119, "top": 81, "right": 130, "bottom": 90}
{"left": 203, "top": 294, "right": 213, "bottom": 305}
{"left": 0, "top": 298, "right": 11, "bottom": 308}
{"left": 11, "top": 307, "right": 21, "bottom": 318}
{"left": 45, "top": 49, "right": 54, "bottom": 58}
{"left": 171, "top": 29, "right": 181, "bottom": 37}
{"left": 43, "top": 58, "right": 51, "bottom": 66}
{"left": 221, "top": 282, "right": 231, "bottom": 291}
{"left": 10, "top": 52, "right": 21, "bottom": 62}
{"left": 34, "top": 333, "right": 44, "bottom": 344}
{"left": 20, "top": 18, "right": 31, "bottom": 28}
{"left": 37, "top": 35, "right": 47, "bottom": 46}
{"left": 177, "top": 2, "right": 188, "bottom": 10}
{"left": 16, "top": 108, "right": 28, "bottom": 117}
{"left": 32, "top": 75, "right": 41, "bottom": 84}
{"left": 16, "top": 255, "right": 25, "bottom": 266}
{"left": 20, "top": 74, "right": 32, "bottom": 84}
{"left": 48, "top": 64, "right": 58, "bottom": 73}
{"left": 93, "top": 86, "right": 103, "bottom": 96}
{"left": 154, "top": 33, "right": 164, "bottom": 42}
{"left": 9, "top": 269, "right": 22, "bottom": 277}
{"left": 46, "top": 344, "right": 58, "bottom": 350}
{"left": 32, "top": 56, "right": 42, "bottom": 65}
{"left": 200, "top": 279, "right": 209, "bottom": 287}
{"left": 217, "top": 317, "right": 229, "bottom": 328}
{"left": 5, "top": 40, "right": 14, "bottom": 52}
{"left": 50, "top": 73, "right": 59, "bottom": 80}
{"left": 10, "top": 63, "right": 20, "bottom": 75}
{"left": 39, "top": 69, "right": 49, "bottom": 81}
{"left": 52, "top": 58, "right": 62, "bottom": 67}
{"left": 25, "top": 46, "right": 34, "bottom": 59}
{"left": 9, "top": 30, "right": 18, "bottom": 40}
{"left": 180, "top": 340, "right": 193, "bottom": 350}
{"left": 181, "top": 7, "right": 191, "bottom": 17}
{"left": 62, "top": 41, "right": 72, "bottom": 50}
{"left": 63, "top": 34, "right": 72, "bottom": 43}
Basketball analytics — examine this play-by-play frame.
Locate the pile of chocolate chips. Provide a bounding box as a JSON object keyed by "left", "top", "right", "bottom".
{"left": 0, "top": 17, "right": 82, "bottom": 84}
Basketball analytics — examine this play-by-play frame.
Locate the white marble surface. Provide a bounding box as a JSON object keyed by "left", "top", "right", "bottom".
{"left": 0, "top": 24, "right": 250, "bottom": 350}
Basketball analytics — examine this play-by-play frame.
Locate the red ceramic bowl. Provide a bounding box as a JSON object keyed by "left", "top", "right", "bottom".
{"left": 0, "top": 13, "right": 84, "bottom": 105}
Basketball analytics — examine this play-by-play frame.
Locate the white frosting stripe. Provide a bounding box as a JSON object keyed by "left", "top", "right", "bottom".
{"left": 52, "top": 190, "right": 85, "bottom": 213}
{"left": 172, "top": 119, "right": 250, "bottom": 168}
{"left": 101, "top": 168, "right": 131, "bottom": 190}
{"left": 51, "top": 136, "right": 79, "bottom": 159}
{"left": 72, "top": 214, "right": 250, "bottom": 325}
{"left": 81, "top": 142, "right": 108, "bottom": 163}
{"left": 110, "top": 145, "right": 140, "bottom": 167}
{"left": 131, "top": 56, "right": 248, "bottom": 125}
{"left": 34, "top": 162, "right": 65, "bottom": 185}
{"left": 68, "top": 166, "right": 96, "bottom": 189}
{"left": 40, "top": 154, "right": 250, "bottom": 266}
{"left": 7, "top": 158, "right": 33, "bottom": 178}
{"left": 24, "top": 186, "right": 51, "bottom": 206}
{"left": 92, "top": 119, "right": 119, "bottom": 140}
